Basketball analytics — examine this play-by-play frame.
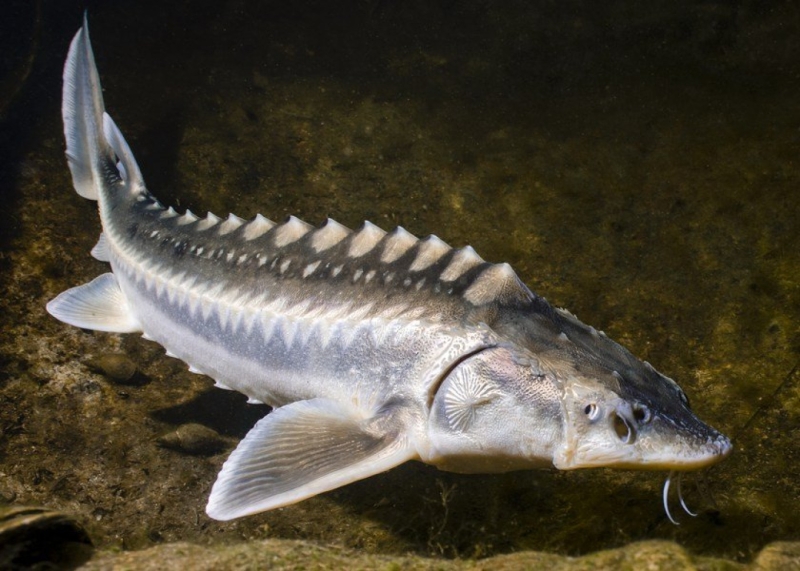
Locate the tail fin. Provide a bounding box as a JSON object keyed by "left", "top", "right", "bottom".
{"left": 62, "top": 14, "right": 143, "bottom": 200}
{"left": 48, "top": 16, "right": 145, "bottom": 334}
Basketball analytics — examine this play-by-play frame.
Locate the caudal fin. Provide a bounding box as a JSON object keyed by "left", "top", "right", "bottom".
{"left": 48, "top": 15, "right": 145, "bottom": 334}
{"left": 62, "top": 14, "right": 143, "bottom": 201}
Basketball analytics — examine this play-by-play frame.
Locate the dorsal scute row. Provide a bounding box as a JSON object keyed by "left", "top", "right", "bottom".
{"left": 159, "top": 205, "right": 533, "bottom": 309}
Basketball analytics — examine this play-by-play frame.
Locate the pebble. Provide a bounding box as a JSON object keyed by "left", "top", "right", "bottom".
{"left": 84, "top": 353, "right": 143, "bottom": 385}
{"left": 157, "top": 423, "right": 230, "bottom": 456}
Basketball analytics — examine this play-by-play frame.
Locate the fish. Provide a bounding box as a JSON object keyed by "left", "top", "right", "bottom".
{"left": 47, "top": 17, "right": 732, "bottom": 522}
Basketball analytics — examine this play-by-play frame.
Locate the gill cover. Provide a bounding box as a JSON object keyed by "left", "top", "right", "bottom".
{"left": 425, "top": 346, "right": 562, "bottom": 474}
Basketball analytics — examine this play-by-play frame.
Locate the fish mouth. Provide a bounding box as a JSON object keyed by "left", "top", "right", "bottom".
{"left": 629, "top": 412, "right": 734, "bottom": 472}
{"left": 624, "top": 431, "right": 733, "bottom": 472}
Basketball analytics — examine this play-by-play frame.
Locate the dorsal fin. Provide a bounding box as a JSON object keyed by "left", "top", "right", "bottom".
{"left": 103, "top": 112, "right": 144, "bottom": 193}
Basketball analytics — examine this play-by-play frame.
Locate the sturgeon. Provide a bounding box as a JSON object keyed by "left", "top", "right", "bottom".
{"left": 47, "top": 18, "right": 732, "bottom": 522}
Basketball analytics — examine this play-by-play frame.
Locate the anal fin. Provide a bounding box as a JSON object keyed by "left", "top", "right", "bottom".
{"left": 206, "top": 398, "right": 415, "bottom": 520}
{"left": 46, "top": 272, "right": 141, "bottom": 333}
{"left": 90, "top": 232, "right": 110, "bottom": 261}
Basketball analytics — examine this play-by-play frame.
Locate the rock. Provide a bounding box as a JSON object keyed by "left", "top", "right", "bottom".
{"left": 85, "top": 353, "right": 143, "bottom": 385}
{"left": 157, "top": 423, "right": 230, "bottom": 456}
{"left": 78, "top": 537, "right": 800, "bottom": 571}
{"left": 0, "top": 504, "right": 93, "bottom": 570}
{"left": 751, "top": 542, "right": 800, "bottom": 571}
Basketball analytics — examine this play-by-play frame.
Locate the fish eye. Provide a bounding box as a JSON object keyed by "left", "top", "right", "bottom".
{"left": 633, "top": 404, "right": 651, "bottom": 424}
{"left": 612, "top": 412, "right": 634, "bottom": 444}
{"left": 583, "top": 403, "right": 601, "bottom": 421}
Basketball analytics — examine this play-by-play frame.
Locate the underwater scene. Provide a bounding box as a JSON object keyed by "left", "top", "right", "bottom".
{"left": 0, "top": 1, "right": 798, "bottom": 569}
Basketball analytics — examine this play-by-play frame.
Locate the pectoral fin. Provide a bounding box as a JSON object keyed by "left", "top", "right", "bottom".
{"left": 206, "top": 398, "right": 415, "bottom": 520}
{"left": 46, "top": 272, "right": 140, "bottom": 333}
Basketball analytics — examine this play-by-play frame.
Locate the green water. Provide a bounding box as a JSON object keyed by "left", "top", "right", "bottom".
{"left": 0, "top": 1, "right": 797, "bottom": 565}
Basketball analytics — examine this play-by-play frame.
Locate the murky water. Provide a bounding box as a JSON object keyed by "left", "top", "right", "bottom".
{"left": 0, "top": 0, "right": 798, "bottom": 566}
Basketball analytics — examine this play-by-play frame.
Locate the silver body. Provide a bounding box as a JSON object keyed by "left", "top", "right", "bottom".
{"left": 48, "top": 19, "right": 732, "bottom": 521}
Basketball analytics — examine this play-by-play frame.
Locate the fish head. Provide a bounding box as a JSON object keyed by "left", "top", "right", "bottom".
{"left": 424, "top": 345, "right": 565, "bottom": 473}
{"left": 552, "top": 363, "right": 732, "bottom": 472}
{"left": 487, "top": 302, "right": 733, "bottom": 472}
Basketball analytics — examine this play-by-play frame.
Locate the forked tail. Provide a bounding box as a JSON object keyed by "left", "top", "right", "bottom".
{"left": 47, "top": 14, "right": 144, "bottom": 334}
{"left": 62, "top": 13, "right": 144, "bottom": 203}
